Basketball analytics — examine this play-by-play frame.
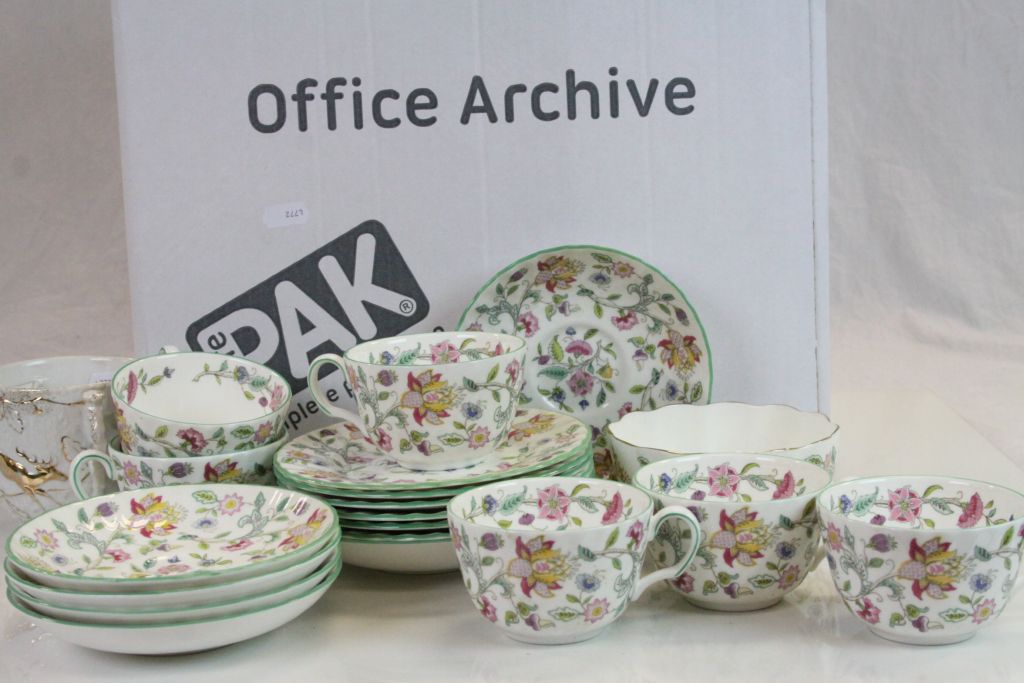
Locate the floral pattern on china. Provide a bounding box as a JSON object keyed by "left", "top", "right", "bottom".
{"left": 457, "top": 246, "right": 711, "bottom": 477}
{"left": 11, "top": 486, "right": 334, "bottom": 580}
{"left": 644, "top": 459, "right": 819, "bottom": 602}
{"left": 451, "top": 482, "right": 649, "bottom": 631}
{"left": 828, "top": 483, "right": 1012, "bottom": 529}
{"left": 337, "top": 335, "right": 525, "bottom": 463}
{"left": 275, "top": 408, "right": 589, "bottom": 489}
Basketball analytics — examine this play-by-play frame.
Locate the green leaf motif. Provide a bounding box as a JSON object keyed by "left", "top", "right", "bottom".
{"left": 439, "top": 434, "right": 465, "bottom": 446}
{"left": 593, "top": 302, "right": 604, "bottom": 319}
{"left": 579, "top": 546, "right": 597, "bottom": 561}
{"left": 192, "top": 490, "right": 218, "bottom": 504}
{"left": 974, "top": 546, "right": 992, "bottom": 561}
{"left": 154, "top": 425, "right": 169, "bottom": 439}
{"left": 628, "top": 384, "right": 646, "bottom": 394}
{"left": 939, "top": 608, "right": 970, "bottom": 623}
{"left": 550, "top": 339, "right": 565, "bottom": 363}
{"left": 604, "top": 528, "right": 620, "bottom": 550}
{"left": 538, "top": 366, "right": 569, "bottom": 381}
{"left": 748, "top": 574, "right": 776, "bottom": 589}
{"left": 852, "top": 490, "right": 878, "bottom": 516}
{"left": 499, "top": 494, "right": 524, "bottom": 514}
{"left": 570, "top": 483, "right": 590, "bottom": 496}
{"left": 904, "top": 604, "right": 924, "bottom": 619}
{"left": 231, "top": 426, "right": 255, "bottom": 439}
{"left": 611, "top": 557, "right": 622, "bottom": 570}
{"left": 549, "top": 607, "right": 578, "bottom": 622}
{"left": 481, "top": 556, "right": 496, "bottom": 566}
{"left": 77, "top": 508, "right": 88, "bottom": 525}
{"left": 868, "top": 557, "right": 885, "bottom": 568}
{"left": 921, "top": 484, "right": 943, "bottom": 499}
{"left": 740, "top": 462, "right": 760, "bottom": 475}
{"left": 497, "top": 519, "right": 512, "bottom": 529}
{"left": 584, "top": 328, "right": 598, "bottom": 340}
{"left": 889, "top": 613, "right": 906, "bottom": 627}
{"left": 486, "top": 364, "right": 499, "bottom": 383}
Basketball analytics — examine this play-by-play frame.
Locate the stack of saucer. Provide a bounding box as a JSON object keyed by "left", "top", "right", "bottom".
{"left": 274, "top": 408, "right": 593, "bottom": 573}
{"left": 4, "top": 483, "right": 340, "bottom": 654}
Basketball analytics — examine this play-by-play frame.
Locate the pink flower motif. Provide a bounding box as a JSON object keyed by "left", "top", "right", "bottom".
{"left": 957, "top": 492, "right": 984, "bottom": 528}
{"left": 177, "top": 428, "right": 208, "bottom": 454}
{"left": 611, "top": 310, "right": 638, "bottom": 330}
{"left": 583, "top": 598, "right": 610, "bottom": 623}
{"left": 537, "top": 485, "right": 571, "bottom": 522}
{"left": 888, "top": 486, "right": 923, "bottom": 523}
{"left": 772, "top": 471, "right": 796, "bottom": 500}
{"left": 627, "top": 520, "right": 644, "bottom": 545}
{"left": 856, "top": 598, "right": 881, "bottom": 624}
{"left": 672, "top": 573, "right": 695, "bottom": 593}
{"left": 505, "top": 359, "right": 521, "bottom": 385}
{"left": 617, "top": 402, "right": 634, "bottom": 419}
{"left": 430, "top": 342, "right": 460, "bottom": 364}
{"left": 450, "top": 525, "right": 462, "bottom": 552}
{"left": 601, "top": 492, "right": 623, "bottom": 524}
{"left": 467, "top": 426, "right": 491, "bottom": 450}
{"left": 564, "top": 340, "right": 593, "bottom": 357}
{"left": 567, "top": 368, "right": 594, "bottom": 396}
{"left": 33, "top": 529, "right": 59, "bottom": 551}
{"left": 612, "top": 261, "right": 635, "bottom": 278}
{"left": 105, "top": 548, "right": 130, "bottom": 563}
{"left": 517, "top": 312, "right": 539, "bottom": 337}
{"left": 466, "top": 322, "right": 484, "bottom": 332}
{"left": 972, "top": 598, "right": 997, "bottom": 624}
{"left": 777, "top": 564, "right": 802, "bottom": 590}
{"left": 375, "top": 428, "right": 393, "bottom": 453}
{"left": 225, "top": 538, "right": 253, "bottom": 552}
{"left": 825, "top": 522, "right": 843, "bottom": 551}
{"left": 126, "top": 371, "right": 139, "bottom": 404}
{"left": 219, "top": 493, "right": 244, "bottom": 516}
{"left": 267, "top": 384, "right": 286, "bottom": 410}
{"left": 480, "top": 596, "right": 498, "bottom": 623}
{"left": 157, "top": 563, "right": 190, "bottom": 575}
{"left": 707, "top": 464, "right": 741, "bottom": 498}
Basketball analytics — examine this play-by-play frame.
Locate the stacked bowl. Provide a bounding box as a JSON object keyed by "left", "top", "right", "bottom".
{"left": 4, "top": 483, "right": 340, "bottom": 654}
{"left": 69, "top": 350, "right": 292, "bottom": 498}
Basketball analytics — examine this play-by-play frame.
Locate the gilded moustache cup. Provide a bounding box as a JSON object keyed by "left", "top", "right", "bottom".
{"left": 607, "top": 402, "right": 839, "bottom": 483}
{"left": 447, "top": 476, "right": 701, "bottom": 644}
{"left": 636, "top": 453, "right": 832, "bottom": 611}
{"left": 819, "top": 475, "right": 1024, "bottom": 645}
{"left": 69, "top": 435, "right": 282, "bottom": 499}
{"left": 0, "top": 356, "right": 130, "bottom": 520}
{"left": 111, "top": 351, "right": 291, "bottom": 457}
{"left": 309, "top": 331, "right": 526, "bottom": 471}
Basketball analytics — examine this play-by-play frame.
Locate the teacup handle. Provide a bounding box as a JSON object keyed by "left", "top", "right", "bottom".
{"left": 308, "top": 353, "right": 362, "bottom": 424}
{"left": 79, "top": 389, "right": 108, "bottom": 451}
{"left": 70, "top": 449, "right": 117, "bottom": 500}
{"left": 631, "top": 505, "right": 702, "bottom": 601}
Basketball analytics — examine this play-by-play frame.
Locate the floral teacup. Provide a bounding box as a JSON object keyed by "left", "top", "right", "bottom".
{"left": 818, "top": 475, "right": 1024, "bottom": 645}
{"left": 447, "top": 476, "right": 701, "bottom": 644}
{"left": 635, "top": 453, "right": 832, "bottom": 611}
{"left": 112, "top": 351, "right": 291, "bottom": 458}
{"left": 309, "top": 332, "right": 526, "bottom": 471}
{"left": 70, "top": 436, "right": 281, "bottom": 499}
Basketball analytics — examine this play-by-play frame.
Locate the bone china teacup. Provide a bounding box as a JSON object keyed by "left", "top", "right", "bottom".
{"left": 69, "top": 435, "right": 281, "bottom": 499}
{"left": 635, "top": 453, "right": 832, "bottom": 611}
{"left": 447, "top": 476, "right": 701, "bottom": 644}
{"left": 818, "top": 475, "right": 1024, "bottom": 645}
{"left": 308, "top": 332, "right": 526, "bottom": 471}
{"left": 111, "top": 351, "right": 291, "bottom": 457}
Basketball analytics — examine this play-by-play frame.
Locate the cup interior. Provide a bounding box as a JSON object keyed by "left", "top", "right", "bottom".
{"left": 820, "top": 476, "right": 1024, "bottom": 531}
{"left": 0, "top": 356, "right": 129, "bottom": 391}
{"left": 449, "top": 477, "right": 651, "bottom": 531}
{"left": 345, "top": 331, "right": 524, "bottom": 367}
{"left": 112, "top": 352, "right": 290, "bottom": 424}
{"left": 636, "top": 453, "right": 831, "bottom": 504}
{"left": 609, "top": 402, "right": 836, "bottom": 454}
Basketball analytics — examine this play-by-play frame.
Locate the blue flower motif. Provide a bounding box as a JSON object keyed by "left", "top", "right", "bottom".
{"left": 483, "top": 495, "right": 498, "bottom": 515}
{"left": 52, "top": 554, "right": 69, "bottom": 566}
{"left": 589, "top": 273, "right": 611, "bottom": 286}
{"left": 233, "top": 366, "right": 250, "bottom": 383}
{"left": 578, "top": 399, "right": 590, "bottom": 410}
{"left": 576, "top": 573, "right": 601, "bottom": 592}
{"left": 380, "top": 351, "right": 395, "bottom": 365}
{"left": 167, "top": 555, "right": 181, "bottom": 564}
{"left": 550, "top": 387, "right": 567, "bottom": 404}
{"left": 970, "top": 573, "right": 992, "bottom": 593}
{"left": 658, "top": 472, "right": 672, "bottom": 492}
{"left": 664, "top": 381, "right": 680, "bottom": 400}
{"left": 194, "top": 518, "right": 216, "bottom": 529}
{"left": 838, "top": 495, "right": 853, "bottom": 514}
{"left": 565, "top": 327, "right": 577, "bottom": 336}
{"left": 462, "top": 403, "right": 482, "bottom": 420}
{"left": 776, "top": 542, "right": 795, "bottom": 560}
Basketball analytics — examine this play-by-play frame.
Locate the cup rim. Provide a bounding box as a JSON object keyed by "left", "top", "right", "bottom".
{"left": 607, "top": 401, "right": 839, "bottom": 456}
{"left": 343, "top": 331, "right": 526, "bottom": 368}
{"left": 110, "top": 351, "right": 293, "bottom": 427}
{"left": 0, "top": 355, "right": 133, "bottom": 392}
{"left": 816, "top": 473, "right": 1024, "bottom": 533}
{"left": 447, "top": 476, "right": 655, "bottom": 531}
{"left": 634, "top": 452, "right": 834, "bottom": 506}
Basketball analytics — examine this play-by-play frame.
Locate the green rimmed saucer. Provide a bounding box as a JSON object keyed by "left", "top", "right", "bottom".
{"left": 275, "top": 445, "right": 595, "bottom": 502}
{"left": 334, "top": 507, "right": 448, "bottom": 523}
{"left": 456, "top": 244, "right": 713, "bottom": 478}
{"left": 274, "top": 408, "right": 590, "bottom": 492}
{"left": 338, "top": 517, "right": 448, "bottom": 533}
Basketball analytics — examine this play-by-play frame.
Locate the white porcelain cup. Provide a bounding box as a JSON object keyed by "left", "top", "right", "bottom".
{"left": 70, "top": 435, "right": 282, "bottom": 499}
{"left": 635, "top": 453, "right": 832, "bottom": 611}
{"left": 0, "top": 356, "right": 130, "bottom": 520}
{"left": 111, "top": 350, "right": 291, "bottom": 457}
{"left": 308, "top": 331, "right": 526, "bottom": 471}
{"left": 448, "top": 476, "right": 701, "bottom": 644}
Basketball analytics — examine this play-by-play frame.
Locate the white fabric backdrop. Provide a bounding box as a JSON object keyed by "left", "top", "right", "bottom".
{"left": 1, "top": 0, "right": 1021, "bottom": 462}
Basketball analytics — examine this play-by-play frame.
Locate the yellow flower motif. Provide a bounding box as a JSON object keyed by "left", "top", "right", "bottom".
{"left": 400, "top": 370, "right": 457, "bottom": 426}
{"left": 507, "top": 413, "right": 557, "bottom": 442}
{"left": 507, "top": 535, "right": 575, "bottom": 598}
{"left": 535, "top": 255, "right": 584, "bottom": 292}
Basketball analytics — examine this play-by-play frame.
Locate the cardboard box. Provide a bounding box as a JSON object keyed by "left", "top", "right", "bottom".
{"left": 112, "top": 0, "right": 829, "bottom": 436}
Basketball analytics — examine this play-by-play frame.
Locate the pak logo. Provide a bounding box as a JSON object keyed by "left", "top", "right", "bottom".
{"left": 186, "top": 220, "right": 429, "bottom": 429}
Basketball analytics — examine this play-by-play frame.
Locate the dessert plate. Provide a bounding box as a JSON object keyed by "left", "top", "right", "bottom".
{"left": 274, "top": 408, "right": 589, "bottom": 491}
{"left": 457, "top": 245, "right": 712, "bottom": 476}
{"left": 7, "top": 484, "right": 337, "bottom": 591}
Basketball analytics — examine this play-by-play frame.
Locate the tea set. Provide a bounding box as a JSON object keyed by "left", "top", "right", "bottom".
{"left": 1, "top": 244, "right": 1021, "bottom": 653}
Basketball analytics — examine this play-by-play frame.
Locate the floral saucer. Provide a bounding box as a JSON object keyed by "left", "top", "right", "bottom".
{"left": 457, "top": 245, "right": 712, "bottom": 476}
{"left": 273, "top": 408, "right": 590, "bottom": 492}
{"left": 8, "top": 484, "right": 337, "bottom": 590}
